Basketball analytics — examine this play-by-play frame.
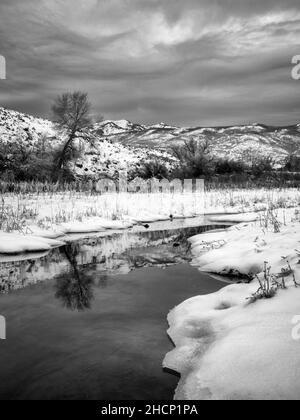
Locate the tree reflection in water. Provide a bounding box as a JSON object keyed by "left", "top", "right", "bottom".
{"left": 55, "top": 244, "right": 94, "bottom": 311}
{"left": 53, "top": 228, "right": 197, "bottom": 311}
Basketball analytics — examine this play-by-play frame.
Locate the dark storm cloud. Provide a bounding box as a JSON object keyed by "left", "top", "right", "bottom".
{"left": 0, "top": 0, "right": 300, "bottom": 125}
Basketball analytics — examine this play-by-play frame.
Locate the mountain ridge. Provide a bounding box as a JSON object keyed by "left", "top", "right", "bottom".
{"left": 0, "top": 106, "right": 299, "bottom": 179}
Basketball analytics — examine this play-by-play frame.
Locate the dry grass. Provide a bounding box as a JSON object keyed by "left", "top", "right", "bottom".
{"left": 248, "top": 260, "right": 300, "bottom": 304}
{"left": 0, "top": 183, "right": 299, "bottom": 233}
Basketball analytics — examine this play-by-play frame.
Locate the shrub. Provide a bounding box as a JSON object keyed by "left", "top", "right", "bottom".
{"left": 284, "top": 155, "right": 300, "bottom": 172}
{"left": 251, "top": 156, "right": 275, "bottom": 177}
{"left": 135, "top": 159, "right": 169, "bottom": 180}
{"left": 215, "top": 158, "right": 247, "bottom": 174}
{"left": 171, "top": 138, "right": 215, "bottom": 178}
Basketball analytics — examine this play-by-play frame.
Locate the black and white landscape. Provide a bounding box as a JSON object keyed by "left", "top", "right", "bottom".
{"left": 0, "top": 0, "right": 300, "bottom": 403}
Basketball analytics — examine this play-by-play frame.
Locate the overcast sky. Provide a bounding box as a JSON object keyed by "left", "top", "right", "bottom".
{"left": 0, "top": 0, "right": 300, "bottom": 126}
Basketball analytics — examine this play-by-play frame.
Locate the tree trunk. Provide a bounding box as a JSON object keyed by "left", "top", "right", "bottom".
{"left": 55, "top": 129, "right": 77, "bottom": 176}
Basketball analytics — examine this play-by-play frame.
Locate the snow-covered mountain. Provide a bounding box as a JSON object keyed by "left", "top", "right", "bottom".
{"left": 0, "top": 106, "right": 299, "bottom": 179}
{"left": 88, "top": 115, "right": 300, "bottom": 165}
{"left": 98, "top": 120, "right": 300, "bottom": 164}
{"left": 93, "top": 119, "right": 146, "bottom": 136}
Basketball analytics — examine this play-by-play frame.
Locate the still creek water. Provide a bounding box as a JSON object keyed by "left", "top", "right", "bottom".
{"left": 0, "top": 220, "right": 228, "bottom": 400}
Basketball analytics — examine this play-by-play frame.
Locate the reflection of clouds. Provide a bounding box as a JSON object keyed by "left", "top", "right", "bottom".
{"left": 0, "top": 0, "right": 300, "bottom": 125}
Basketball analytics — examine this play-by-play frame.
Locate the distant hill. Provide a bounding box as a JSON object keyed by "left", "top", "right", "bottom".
{"left": 1, "top": 106, "right": 299, "bottom": 179}
{"left": 92, "top": 119, "right": 300, "bottom": 164}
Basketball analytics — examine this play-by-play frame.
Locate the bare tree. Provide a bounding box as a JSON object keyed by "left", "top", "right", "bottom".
{"left": 171, "top": 137, "right": 215, "bottom": 178}
{"left": 52, "top": 91, "right": 92, "bottom": 173}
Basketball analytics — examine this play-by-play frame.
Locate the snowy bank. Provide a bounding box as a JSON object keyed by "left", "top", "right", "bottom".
{"left": 0, "top": 232, "right": 65, "bottom": 254}
{"left": 0, "top": 212, "right": 190, "bottom": 254}
{"left": 164, "top": 208, "right": 300, "bottom": 400}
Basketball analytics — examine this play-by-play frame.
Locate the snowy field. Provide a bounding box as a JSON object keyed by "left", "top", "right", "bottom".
{"left": 0, "top": 186, "right": 299, "bottom": 235}
{"left": 0, "top": 187, "right": 299, "bottom": 254}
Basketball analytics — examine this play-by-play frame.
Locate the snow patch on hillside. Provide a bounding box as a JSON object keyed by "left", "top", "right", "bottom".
{"left": 0, "top": 107, "right": 55, "bottom": 145}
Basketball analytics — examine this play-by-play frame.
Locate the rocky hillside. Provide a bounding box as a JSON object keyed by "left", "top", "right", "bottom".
{"left": 0, "top": 107, "right": 55, "bottom": 144}
{"left": 0, "top": 107, "right": 177, "bottom": 179}
{"left": 0, "top": 106, "right": 299, "bottom": 179}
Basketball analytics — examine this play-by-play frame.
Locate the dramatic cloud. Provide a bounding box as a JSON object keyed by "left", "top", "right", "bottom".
{"left": 0, "top": 0, "right": 300, "bottom": 125}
